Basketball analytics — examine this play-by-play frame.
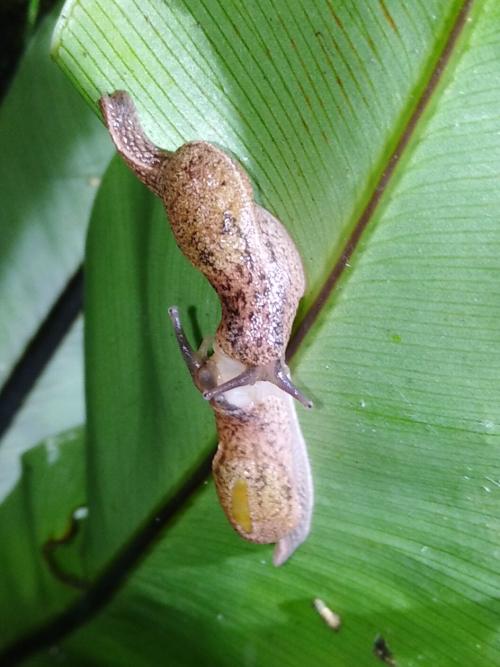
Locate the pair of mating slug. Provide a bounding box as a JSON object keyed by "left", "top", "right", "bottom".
{"left": 100, "top": 91, "right": 313, "bottom": 565}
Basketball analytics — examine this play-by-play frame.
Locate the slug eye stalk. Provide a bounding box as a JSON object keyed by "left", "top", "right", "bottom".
{"left": 168, "top": 307, "right": 312, "bottom": 409}
{"left": 202, "top": 362, "right": 313, "bottom": 409}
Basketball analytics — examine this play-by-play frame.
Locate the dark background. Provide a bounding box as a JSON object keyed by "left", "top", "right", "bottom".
{"left": 1, "top": 0, "right": 59, "bottom": 101}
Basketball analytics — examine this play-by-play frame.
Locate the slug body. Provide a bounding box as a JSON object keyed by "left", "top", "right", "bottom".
{"left": 100, "top": 91, "right": 313, "bottom": 565}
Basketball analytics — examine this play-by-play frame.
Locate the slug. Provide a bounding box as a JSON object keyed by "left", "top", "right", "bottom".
{"left": 99, "top": 91, "right": 313, "bottom": 565}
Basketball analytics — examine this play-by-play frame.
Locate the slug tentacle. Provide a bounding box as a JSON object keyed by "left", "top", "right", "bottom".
{"left": 101, "top": 90, "right": 314, "bottom": 565}
{"left": 265, "top": 361, "right": 313, "bottom": 409}
{"left": 202, "top": 360, "right": 313, "bottom": 409}
{"left": 167, "top": 306, "right": 202, "bottom": 379}
{"left": 202, "top": 366, "right": 260, "bottom": 401}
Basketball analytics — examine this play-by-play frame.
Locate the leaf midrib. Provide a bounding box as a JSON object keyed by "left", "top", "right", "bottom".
{"left": 289, "top": 0, "right": 473, "bottom": 357}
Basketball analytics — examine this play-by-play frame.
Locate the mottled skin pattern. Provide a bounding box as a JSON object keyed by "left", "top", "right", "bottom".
{"left": 100, "top": 91, "right": 313, "bottom": 565}
{"left": 213, "top": 397, "right": 301, "bottom": 543}
{"left": 99, "top": 91, "right": 168, "bottom": 198}
{"left": 100, "top": 91, "right": 305, "bottom": 366}
{"left": 163, "top": 146, "right": 305, "bottom": 365}
{"left": 209, "top": 376, "right": 313, "bottom": 565}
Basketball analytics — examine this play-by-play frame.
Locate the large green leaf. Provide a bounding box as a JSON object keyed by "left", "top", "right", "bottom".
{"left": 52, "top": 0, "right": 468, "bottom": 572}
{"left": 3, "top": 0, "right": 500, "bottom": 665}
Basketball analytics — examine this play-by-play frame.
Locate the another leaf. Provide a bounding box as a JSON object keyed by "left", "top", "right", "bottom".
{"left": 0, "top": 3, "right": 112, "bottom": 386}
{"left": 0, "top": 428, "right": 85, "bottom": 648}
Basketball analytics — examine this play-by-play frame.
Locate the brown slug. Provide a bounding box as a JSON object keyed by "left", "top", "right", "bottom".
{"left": 100, "top": 90, "right": 313, "bottom": 565}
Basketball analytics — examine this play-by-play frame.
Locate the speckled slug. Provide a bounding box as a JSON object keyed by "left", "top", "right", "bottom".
{"left": 100, "top": 91, "right": 313, "bottom": 565}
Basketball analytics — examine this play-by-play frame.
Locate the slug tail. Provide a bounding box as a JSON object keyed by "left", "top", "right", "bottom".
{"left": 99, "top": 90, "right": 171, "bottom": 196}
{"left": 273, "top": 523, "right": 311, "bottom": 567}
{"left": 273, "top": 392, "right": 314, "bottom": 566}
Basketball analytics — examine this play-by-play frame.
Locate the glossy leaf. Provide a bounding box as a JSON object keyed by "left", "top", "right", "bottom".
{"left": 51, "top": 0, "right": 467, "bottom": 571}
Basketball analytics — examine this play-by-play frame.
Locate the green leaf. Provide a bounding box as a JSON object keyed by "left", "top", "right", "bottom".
{"left": 4, "top": 0, "right": 500, "bottom": 665}
{"left": 0, "top": 2, "right": 112, "bottom": 386}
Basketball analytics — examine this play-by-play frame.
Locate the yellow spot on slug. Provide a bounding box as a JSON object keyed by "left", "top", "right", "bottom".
{"left": 231, "top": 479, "right": 253, "bottom": 533}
